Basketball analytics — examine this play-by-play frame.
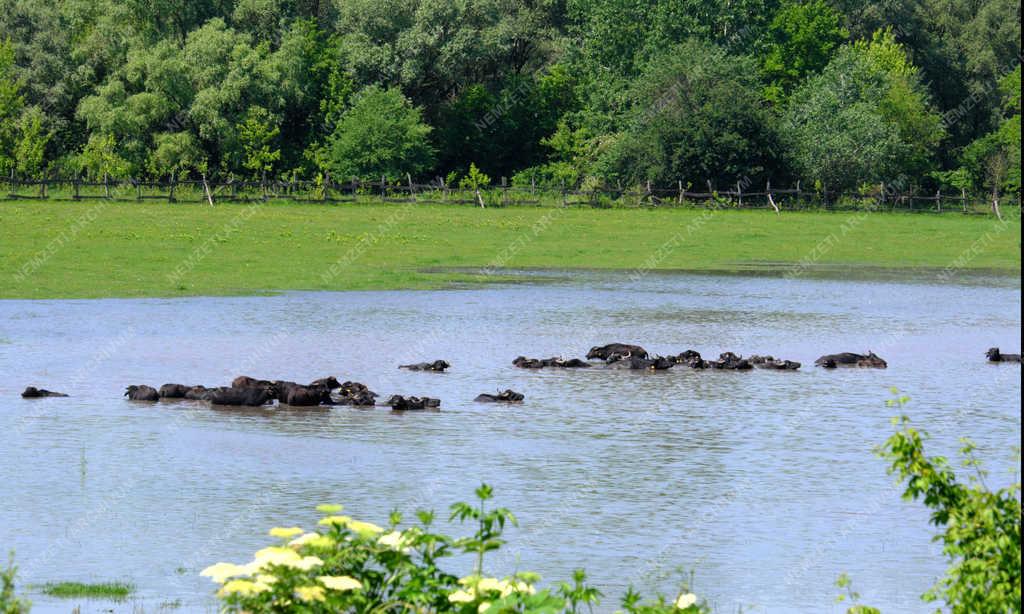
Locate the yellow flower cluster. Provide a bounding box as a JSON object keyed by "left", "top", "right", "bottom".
{"left": 378, "top": 529, "right": 415, "bottom": 553}
{"left": 218, "top": 578, "right": 272, "bottom": 597}
{"left": 318, "top": 515, "right": 385, "bottom": 537}
{"left": 288, "top": 532, "right": 336, "bottom": 549}
{"left": 295, "top": 585, "right": 326, "bottom": 603}
{"left": 674, "top": 593, "right": 698, "bottom": 609}
{"left": 200, "top": 547, "right": 323, "bottom": 585}
{"left": 448, "top": 574, "right": 537, "bottom": 605}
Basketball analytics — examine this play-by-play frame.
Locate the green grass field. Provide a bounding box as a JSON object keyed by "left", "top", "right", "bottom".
{"left": 1, "top": 199, "right": 1019, "bottom": 298}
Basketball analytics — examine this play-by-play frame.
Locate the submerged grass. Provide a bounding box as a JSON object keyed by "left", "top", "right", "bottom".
{"left": 38, "top": 580, "right": 134, "bottom": 600}
{"left": 1, "top": 199, "right": 1019, "bottom": 299}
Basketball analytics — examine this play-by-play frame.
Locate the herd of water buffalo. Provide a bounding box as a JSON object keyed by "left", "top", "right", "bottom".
{"left": 19, "top": 344, "right": 1021, "bottom": 405}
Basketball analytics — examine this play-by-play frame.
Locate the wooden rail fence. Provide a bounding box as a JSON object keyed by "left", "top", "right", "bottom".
{"left": 2, "top": 173, "right": 1017, "bottom": 216}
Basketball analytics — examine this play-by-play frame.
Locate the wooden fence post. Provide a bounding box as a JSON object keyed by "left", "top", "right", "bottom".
{"left": 135, "top": 178, "right": 142, "bottom": 201}
{"left": 103, "top": 172, "right": 110, "bottom": 199}
{"left": 168, "top": 171, "right": 176, "bottom": 203}
{"left": 560, "top": 180, "right": 567, "bottom": 207}
{"left": 936, "top": 188, "right": 941, "bottom": 213}
{"left": 766, "top": 179, "right": 779, "bottom": 215}
{"left": 407, "top": 173, "right": 416, "bottom": 202}
{"left": 323, "top": 172, "right": 330, "bottom": 202}
{"left": 380, "top": 175, "right": 386, "bottom": 200}
{"left": 961, "top": 187, "right": 967, "bottom": 213}
{"left": 202, "top": 173, "right": 214, "bottom": 206}
{"left": 73, "top": 175, "right": 81, "bottom": 201}
{"left": 736, "top": 181, "right": 743, "bottom": 207}
{"left": 677, "top": 180, "right": 684, "bottom": 205}
{"left": 879, "top": 183, "right": 885, "bottom": 210}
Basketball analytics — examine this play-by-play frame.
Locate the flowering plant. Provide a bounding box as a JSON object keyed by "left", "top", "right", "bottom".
{"left": 203, "top": 485, "right": 708, "bottom": 613}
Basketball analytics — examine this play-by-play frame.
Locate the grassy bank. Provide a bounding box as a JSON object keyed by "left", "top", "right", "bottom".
{"left": 1, "top": 199, "right": 1019, "bottom": 299}
{"left": 38, "top": 580, "right": 134, "bottom": 600}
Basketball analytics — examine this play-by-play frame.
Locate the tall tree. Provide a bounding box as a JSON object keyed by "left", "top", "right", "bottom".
{"left": 783, "top": 29, "right": 944, "bottom": 190}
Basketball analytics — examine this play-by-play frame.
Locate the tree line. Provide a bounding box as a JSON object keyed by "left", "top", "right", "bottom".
{"left": 0, "top": 0, "right": 1019, "bottom": 199}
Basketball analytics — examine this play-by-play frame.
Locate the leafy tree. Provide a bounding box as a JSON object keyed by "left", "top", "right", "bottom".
{"left": 436, "top": 64, "right": 578, "bottom": 178}
{"left": 14, "top": 106, "right": 51, "bottom": 176}
{"left": 237, "top": 106, "right": 281, "bottom": 177}
{"left": 960, "top": 66, "right": 1021, "bottom": 197}
{"left": 0, "top": 38, "right": 23, "bottom": 174}
{"left": 783, "top": 29, "right": 944, "bottom": 190}
{"left": 148, "top": 131, "right": 205, "bottom": 177}
{"left": 760, "top": 0, "right": 848, "bottom": 102}
{"left": 835, "top": 0, "right": 1020, "bottom": 155}
{"left": 325, "top": 85, "right": 434, "bottom": 180}
{"left": 77, "top": 132, "right": 132, "bottom": 179}
{"left": 594, "top": 40, "right": 779, "bottom": 186}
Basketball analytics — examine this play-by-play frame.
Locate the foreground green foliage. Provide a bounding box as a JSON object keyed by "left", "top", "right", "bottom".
{"left": 203, "top": 485, "right": 708, "bottom": 613}
{"left": 1, "top": 554, "right": 30, "bottom": 614}
{"left": 0, "top": 0, "right": 1018, "bottom": 198}
{"left": 876, "top": 394, "right": 1021, "bottom": 613}
{"left": 38, "top": 581, "right": 134, "bottom": 601}
{"left": 1, "top": 201, "right": 1019, "bottom": 299}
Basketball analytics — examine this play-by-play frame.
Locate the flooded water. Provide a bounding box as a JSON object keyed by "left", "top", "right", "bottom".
{"left": 1, "top": 271, "right": 1020, "bottom": 613}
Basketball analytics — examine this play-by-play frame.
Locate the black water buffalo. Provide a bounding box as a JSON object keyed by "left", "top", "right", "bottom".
{"left": 125, "top": 385, "right": 160, "bottom": 401}
{"left": 399, "top": 360, "right": 450, "bottom": 372}
{"left": 474, "top": 389, "right": 525, "bottom": 403}
{"left": 232, "top": 375, "right": 275, "bottom": 389}
{"left": 331, "top": 381, "right": 378, "bottom": 406}
{"left": 986, "top": 347, "right": 1022, "bottom": 363}
{"left": 548, "top": 358, "right": 590, "bottom": 368}
{"left": 336, "top": 390, "right": 378, "bottom": 406}
{"left": 606, "top": 356, "right": 675, "bottom": 370}
{"left": 385, "top": 395, "right": 441, "bottom": 410}
{"left": 339, "top": 381, "right": 374, "bottom": 396}
{"left": 21, "top": 386, "right": 68, "bottom": 398}
{"left": 587, "top": 343, "right": 648, "bottom": 361}
{"left": 283, "top": 385, "right": 332, "bottom": 407}
{"left": 513, "top": 356, "right": 546, "bottom": 369}
{"left": 158, "top": 383, "right": 192, "bottom": 398}
{"left": 273, "top": 380, "right": 301, "bottom": 403}
{"left": 749, "top": 356, "right": 801, "bottom": 371}
{"left": 310, "top": 376, "right": 342, "bottom": 389}
{"left": 513, "top": 356, "right": 590, "bottom": 369}
{"left": 814, "top": 352, "right": 887, "bottom": 369}
{"left": 185, "top": 385, "right": 214, "bottom": 400}
{"left": 671, "top": 350, "right": 708, "bottom": 368}
{"left": 209, "top": 386, "right": 274, "bottom": 406}
{"left": 708, "top": 352, "right": 753, "bottom": 370}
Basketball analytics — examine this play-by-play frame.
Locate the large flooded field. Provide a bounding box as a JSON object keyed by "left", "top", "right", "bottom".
{"left": 1, "top": 270, "right": 1020, "bottom": 613}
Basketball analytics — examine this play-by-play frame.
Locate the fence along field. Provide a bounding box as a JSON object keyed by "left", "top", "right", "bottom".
{"left": 2, "top": 171, "right": 1017, "bottom": 217}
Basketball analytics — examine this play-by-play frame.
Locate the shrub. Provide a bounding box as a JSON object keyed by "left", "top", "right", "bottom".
{"left": 876, "top": 393, "right": 1021, "bottom": 613}
{"left": 203, "top": 484, "right": 709, "bottom": 613}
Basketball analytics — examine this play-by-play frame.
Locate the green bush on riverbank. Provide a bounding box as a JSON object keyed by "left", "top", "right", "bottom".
{"left": 2, "top": 200, "right": 1019, "bottom": 299}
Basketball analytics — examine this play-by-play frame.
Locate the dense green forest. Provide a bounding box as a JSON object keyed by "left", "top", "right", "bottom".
{"left": 0, "top": 0, "right": 1019, "bottom": 195}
